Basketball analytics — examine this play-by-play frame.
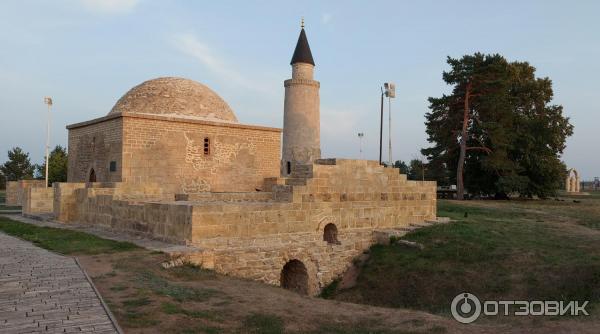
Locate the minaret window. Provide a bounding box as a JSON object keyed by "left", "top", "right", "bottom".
{"left": 204, "top": 138, "right": 210, "bottom": 155}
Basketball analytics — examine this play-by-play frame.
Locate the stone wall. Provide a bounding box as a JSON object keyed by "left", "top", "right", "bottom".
{"left": 66, "top": 113, "right": 282, "bottom": 194}
{"left": 67, "top": 117, "right": 123, "bottom": 183}
{"left": 22, "top": 187, "right": 54, "bottom": 215}
{"left": 6, "top": 180, "right": 46, "bottom": 206}
{"left": 53, "top": 182, "right": 86, "bottom": 222}
{"left": 58, "top": 159, "right": 436, "bottom": 295}
{"left": 120, "top": 114, "right": 281, "bottom": 194}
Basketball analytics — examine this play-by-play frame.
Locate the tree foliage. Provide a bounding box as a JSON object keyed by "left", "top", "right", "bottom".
{"left": 393, "top": 160, "right": 410, "bottom": 175}
{"left": 422, "top": 53, "right": 573, "bottom": 198}
{"left": 394, "top": 159, "right": 428, "bottom": 181}
{"left": 0, "top": 147, "right": 35, "bottom": 181}
{"left": 36, "top": 145, "right": 68, "bottom": 185}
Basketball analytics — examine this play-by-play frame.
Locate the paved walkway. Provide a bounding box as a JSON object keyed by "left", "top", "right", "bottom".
{"left": 0, "top": 232, "right": 119, "bottom": 334}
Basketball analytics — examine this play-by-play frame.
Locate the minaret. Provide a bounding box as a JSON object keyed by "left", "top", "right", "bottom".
{"left": 281, "top": 20, "right": 320, "bottom": 176}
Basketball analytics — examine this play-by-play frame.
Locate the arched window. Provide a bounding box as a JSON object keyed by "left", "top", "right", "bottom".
{"left": 280, "top": 259, "right": 308, "bottom": 295}
{"left": 323, "top": 223, "right": 340, "bottom": 245}
{"left": 89, "top": 169, "right": 97, "bottom": 182}
{"left": 204, "top": 138, "right": 210, "bottom": 155}
{"left": 286, "top": 161, "right": 291, "bottom": 175}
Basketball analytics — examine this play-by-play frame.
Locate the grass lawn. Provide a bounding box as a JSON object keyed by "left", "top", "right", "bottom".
{"left": 330, "top": 193, "right": 600, "bottom": 320}
{"left": 0, "top": 216, "right": 138, "bottom": 254}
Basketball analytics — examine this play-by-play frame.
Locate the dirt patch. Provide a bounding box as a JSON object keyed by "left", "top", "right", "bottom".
{"left": 77, "top": 249, "right": 481, "bottom": 333}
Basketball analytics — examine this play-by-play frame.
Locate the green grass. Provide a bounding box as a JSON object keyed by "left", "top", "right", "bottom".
{"left": 331, "top": 199, "right": 600, "bottom": 315}
{"left": 122, "top": 297, "right": 152, "bottom": 308}
{"left": 240, "top": 313, "right": 285, "bottom": 334}
{"left": 0, "top": 216, "right": 138, "bottom": 255}
{"left": 135, "top": 270, "right": 221, "bottom": 302}
{"left": 160, "top": 302, "right": 222, "bottom": 320}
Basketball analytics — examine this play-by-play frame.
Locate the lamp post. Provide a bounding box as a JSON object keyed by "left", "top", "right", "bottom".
{"left": 383, "top": 83, "right": 395, "bottom": 166}
{"left": 43, "top": 97, "right": 52, "bottom": 187}
{"left": 379, "top": 87, "right": 384, "bottom": 165}
{"left": 357, "top": 132, "right": 364, "bottom": 159}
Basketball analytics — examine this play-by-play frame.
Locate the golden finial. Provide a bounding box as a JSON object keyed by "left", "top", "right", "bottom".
{"left": 301, "top": 17, "right": 304, "bottom": 29}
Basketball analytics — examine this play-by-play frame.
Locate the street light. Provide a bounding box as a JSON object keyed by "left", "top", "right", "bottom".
{"left": 43, "top": 97, "right": 52, "bottom": 188}
{"left": 379, "top": 83, "right": 395, "bottom": 166}
{"left": 357, "top": 132, "right": 364, "bottom": 159}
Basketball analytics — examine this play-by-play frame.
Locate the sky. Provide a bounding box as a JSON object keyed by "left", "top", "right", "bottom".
{"left": 0, "top": 0, "right": 598, "bottom": 180}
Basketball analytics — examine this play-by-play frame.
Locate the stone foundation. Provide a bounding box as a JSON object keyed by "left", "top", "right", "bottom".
{"left": 50, "top": 159, "right": 436, "bottom": 295}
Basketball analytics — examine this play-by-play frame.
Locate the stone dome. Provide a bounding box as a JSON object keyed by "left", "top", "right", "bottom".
{"left": 109, "top": 77, "right": 238, "bottom": 123}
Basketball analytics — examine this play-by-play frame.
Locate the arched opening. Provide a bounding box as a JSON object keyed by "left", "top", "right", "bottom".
{"left": 89, "top": 169, "right": 97, "bottom": 182}
{"left": 280, "top": 259, "right": 308, "bottom": 295}
{"left": 323, "top": 223, "right": 340, "bottom": 245}
{"left": 286, "top": 161, "right": 291, "bottom": 175}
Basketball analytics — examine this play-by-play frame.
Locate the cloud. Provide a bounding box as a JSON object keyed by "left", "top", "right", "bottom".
{"left": 172, "top": 33, "right": 269, "bottom": 93}
{"left": 81, "top": 0, "right": 141, "bottom": 14}
{"left": 321, "top": 13, "right": 333, "bottom": 25}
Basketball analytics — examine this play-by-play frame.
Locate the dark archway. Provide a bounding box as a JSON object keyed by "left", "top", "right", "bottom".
{"left": 323, "top": 223, "right": 340, "bottom": 245}
{"left": 281, "top": 259, "right": 308, "bottom": 295}
{"left": 89, "top": 169, "right": 97, "bottom": 182}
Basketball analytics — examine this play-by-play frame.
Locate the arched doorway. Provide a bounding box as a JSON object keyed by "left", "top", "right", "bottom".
{"left": 323, "top": 223, "right": 340, "bottom": 244}
{"left": 280, "top": 259, "right": 308, "bottom": 295}
{"left": 89, "top": 169, "right": 97, "bottom": 182}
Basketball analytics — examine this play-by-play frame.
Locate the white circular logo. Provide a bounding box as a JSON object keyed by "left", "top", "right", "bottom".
{"left": 451, "top": 292, "right": 481, "bottom": 323}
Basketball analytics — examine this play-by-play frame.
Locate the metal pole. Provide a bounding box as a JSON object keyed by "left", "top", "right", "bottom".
{"left": 388, "top": 95, "right": 392, "bottom": 166}
{"left": 45, "top": 102, "right": 51, "bottom": 187}
{"left": 358, "top": 134, "right": 364, "bottom": 159}
{"left": 379, "top": 88, "right": 383, "bottom": 165}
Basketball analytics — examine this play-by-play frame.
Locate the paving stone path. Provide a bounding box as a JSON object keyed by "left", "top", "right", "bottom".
{"left": 0, "top": 232, "right": 120, "bottom": 334}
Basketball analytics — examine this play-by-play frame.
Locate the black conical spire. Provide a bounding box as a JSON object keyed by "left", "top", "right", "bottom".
{"left": 290, "top": 27, "right": 315, "bottom": 66}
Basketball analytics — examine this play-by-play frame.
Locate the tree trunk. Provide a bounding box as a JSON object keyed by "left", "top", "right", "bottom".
{"left": 456, "top": 82, "right": 471, "bottom": 200}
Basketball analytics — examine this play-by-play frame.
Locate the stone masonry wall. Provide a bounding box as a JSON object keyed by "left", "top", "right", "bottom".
{"left": 6, "top": 180, "right": 46, "bottom": 206}
{"left": 67, "top": 117, "right": 123, "bottom": 183}
{"left": 22, "top": 187, "right": 54, "bottom": 215}
{"left": 55, "top": 159, "right": 436, "bottom": 295}
{"left": 53, "top": 182, "right": 86, "bottom": 222}
{"left": 189, "top": 159, "right": 436, "bottom": 294}
{"left": 121, "top": 115, "right": 281, "bottom": 194}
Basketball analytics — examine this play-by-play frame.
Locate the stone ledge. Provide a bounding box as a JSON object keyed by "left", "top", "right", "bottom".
{"left": 66, "top": 111, "right": 282, "bottom": 133}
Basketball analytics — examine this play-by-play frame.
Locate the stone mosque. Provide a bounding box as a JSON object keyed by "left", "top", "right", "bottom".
{"left": 15, "top": 25, "right": 437, "bottom": 295}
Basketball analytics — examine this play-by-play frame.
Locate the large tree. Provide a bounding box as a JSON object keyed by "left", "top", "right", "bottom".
{"left": 423, "top": 53, "right": 572, "bottom": 199}
{"left": 36, "top": 145, "right": 68, "bottom": 186}
{"left": 0, "top": 147, "right": 35, "bottom": 181}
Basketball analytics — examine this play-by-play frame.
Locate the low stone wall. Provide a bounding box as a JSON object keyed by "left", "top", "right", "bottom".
{"left": 53, "top": 182, "right": 86, "bottom": 222}
{"left": 6, "top": 180, "right": 46, "bottom": 206}
{"left": 22, "top": 187, "right": 54, "bottom": 215}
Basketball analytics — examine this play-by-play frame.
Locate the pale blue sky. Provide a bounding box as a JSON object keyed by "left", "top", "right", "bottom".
{"left": 1, "top": 1, "right": 598, "bottom": 179}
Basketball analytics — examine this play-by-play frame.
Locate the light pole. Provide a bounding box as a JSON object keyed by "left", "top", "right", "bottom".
{"left": 43, "top": 97, "right": 52, "bottom": 187}
{"left": 384, "top": 83, "right": 395, "bottom": 166}
{"left": 357, "top": 132, "right": 364, "bottom": 159}
{"left": 379, "top": 87, "right": 384, "bottom": 165}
